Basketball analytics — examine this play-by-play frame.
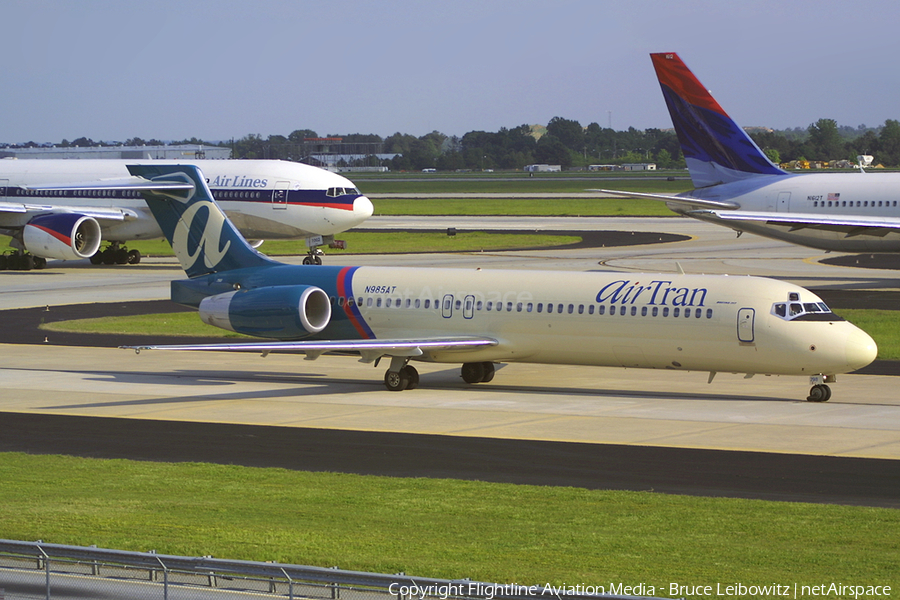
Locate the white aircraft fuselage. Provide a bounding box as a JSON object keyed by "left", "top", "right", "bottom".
{"left": 677, "top": 172, "right": 900, "bottom": 252}
{"left": 0, "top": 158, "right": 373, "bottom": 258}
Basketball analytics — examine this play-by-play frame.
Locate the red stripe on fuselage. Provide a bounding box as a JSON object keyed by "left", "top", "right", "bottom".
{"left": 337, "top": 266, "right": 374, "bottom": 339}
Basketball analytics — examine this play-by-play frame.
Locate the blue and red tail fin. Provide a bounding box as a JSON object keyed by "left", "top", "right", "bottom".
{"left": 650, "top": 52, "right": 787, "bottom": 188}
{"left": 127, "top": 164, "right": 278, "bottom": 277}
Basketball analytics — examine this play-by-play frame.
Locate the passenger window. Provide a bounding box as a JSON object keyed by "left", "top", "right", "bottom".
{"left": 673, "top": 308, "right": 680, "bottom": 317}
{"left": 598, "top": 305, "right": 605, "bottom": 315}
{"left": 706, "top": 309, "right": 713, "bottom": 319}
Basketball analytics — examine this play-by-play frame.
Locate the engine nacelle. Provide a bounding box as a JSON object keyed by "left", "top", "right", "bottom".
{"left": 22, "top": 213, "right": 102, "bottom": 260}
{"left": 199, "top": 285, "right": 332, "bottom": 339}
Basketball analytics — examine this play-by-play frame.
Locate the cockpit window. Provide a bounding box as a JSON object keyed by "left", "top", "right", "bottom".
{"left": 772, "top": 300, "right": 844, "bottom": 322}
{"left": 326, "top": 187, "right": 362, "bottom": 197}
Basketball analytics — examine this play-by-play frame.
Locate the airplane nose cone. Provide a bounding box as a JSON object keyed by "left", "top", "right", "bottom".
{"left": 354, "top": 195, "right": 374, "bottom": 219}
{"left": 846, "top": 326, "right": 878, "bottom": 371}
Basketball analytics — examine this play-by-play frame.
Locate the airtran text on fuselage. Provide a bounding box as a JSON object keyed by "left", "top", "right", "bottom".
{"left": 208, "top": 175, "right": 269, "bottom": 188}
{"left": 597, "top": 279, "right": 708, "bottom": 307}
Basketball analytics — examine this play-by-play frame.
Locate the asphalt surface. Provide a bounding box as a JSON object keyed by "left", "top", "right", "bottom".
{"left": 2, "top": 413, "right": 898, "bottom": 508}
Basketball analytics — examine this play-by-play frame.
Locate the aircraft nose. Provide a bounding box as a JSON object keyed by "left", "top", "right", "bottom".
{"left": 846, "top": 326, "right": 878, "bottom": 371}
{"left": 354, "top": 195, "right": 374, "bottom": 219}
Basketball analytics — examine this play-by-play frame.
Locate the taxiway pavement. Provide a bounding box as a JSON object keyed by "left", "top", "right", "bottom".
{"left": 1, "top": 215, "right": 898, "bottom": 505}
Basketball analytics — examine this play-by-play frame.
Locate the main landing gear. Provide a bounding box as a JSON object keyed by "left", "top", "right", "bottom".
{"left": 0, "top": 251, "right": 47, "bottom": 271}
{"left": 302, "top": 248, "right": 324, "bottom": 265}
{"left": 383, "top": 361, "right": 496, "bottom": 391}
{"left": 90, "top": 242, "right": 141, "bottom": 265}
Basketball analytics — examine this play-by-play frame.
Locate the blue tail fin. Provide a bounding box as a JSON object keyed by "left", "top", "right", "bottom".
{"left": 650, "top": 52, "right": 787, "bottom": 188}
{"left": 127, "top": 164, "right": 278, "bottom": 277}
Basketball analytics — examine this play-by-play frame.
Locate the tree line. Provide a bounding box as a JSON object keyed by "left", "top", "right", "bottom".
{"left": 7, "top": 117, "right": 900, "bottom": 170}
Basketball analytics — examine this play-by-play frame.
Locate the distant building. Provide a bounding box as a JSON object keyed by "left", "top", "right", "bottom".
{"left": 622, "top": 163, "right": 656, "bottom": 171}
{"left": 524, "top": 164, "right": 561, "bottom": 172}
{"left": 0, "top": 144, "right": 230, "bottom": 160}
{"left": 588, "top": 164, "right": 617, "bottom": 171}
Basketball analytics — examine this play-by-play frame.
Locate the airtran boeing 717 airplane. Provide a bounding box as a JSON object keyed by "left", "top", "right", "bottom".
{"left": 0, "top": 159, "right": 373, "bottom": 269}
{"left": 602, "top": 52, "right": 900, "bottom": 253}
{"left": 122, "top": 164, "right": 876, "bottom": 402}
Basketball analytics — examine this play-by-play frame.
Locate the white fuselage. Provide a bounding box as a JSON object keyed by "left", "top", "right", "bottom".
{"left": 0, "top": 159, "right": 373, "bottom": 241}
{"left": 675, "top": 172, "right": 900, "bottom": 252}
{"left": 328, "top": 267, "right": 875, "bottom": 376}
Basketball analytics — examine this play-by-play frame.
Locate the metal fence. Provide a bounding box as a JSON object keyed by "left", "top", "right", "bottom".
{"left": 0, "top": 540, "right": 660, "bottom": 600}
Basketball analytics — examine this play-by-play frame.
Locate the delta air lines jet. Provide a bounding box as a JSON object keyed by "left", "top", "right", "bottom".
{"left": 602, "top": 52, "right": 900, "bottom": 253}
{"left": 0, "top": 159, "right": 373, "bottom": 269}
{"left": 122, "top": 164, "right": 876, "bottom": 402}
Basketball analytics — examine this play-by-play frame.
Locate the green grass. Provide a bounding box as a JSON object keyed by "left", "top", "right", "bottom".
{"left": 0, "top": 453, "right": 897, "bottom": 586}
{"left": 357, "top": 176, "right": 690, "bottom": 196}
{"left": 370, "top": 197, "right": 672, "bottom": 216}
{"left": 2, "top": 231, "right": 581, "bottom": 258}
{"left": 40, "top": 309, "right": 900, "bottom": 360}
{"left": 839, "top": 309, "right": 900, "bottom": 359}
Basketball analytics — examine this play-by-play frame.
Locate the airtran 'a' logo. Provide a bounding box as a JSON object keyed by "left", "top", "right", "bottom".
{"left": 173, "top": 200, "right": 231, "bottom": 269}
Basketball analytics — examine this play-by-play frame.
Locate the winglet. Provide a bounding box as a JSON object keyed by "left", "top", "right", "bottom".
{"left": 650, "top": 52, "right": 787, "bottom": 187}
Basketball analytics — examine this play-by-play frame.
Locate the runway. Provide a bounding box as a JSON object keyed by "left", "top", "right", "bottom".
{"left": 2, "top": 216, "right": 898, "bottom": 506}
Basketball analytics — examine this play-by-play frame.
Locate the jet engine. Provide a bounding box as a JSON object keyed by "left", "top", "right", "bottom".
{"left": 198, "top": 285, "right": 332, "bottom": 339}
{"left": 22, "top": 213, "right": 103, "bottom": 260}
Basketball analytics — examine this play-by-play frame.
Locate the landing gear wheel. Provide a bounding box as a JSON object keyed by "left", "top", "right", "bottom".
{"left": 302, "top": 256, "right": 315, "bottom": 265}
{"left": 384, "top": 369, "right": 410, "bottom": 392}
{"left": 807, "top": 384, "right": 832, "bottom": 402}
{"left": 314, "top": 254, "right": 323, "bottom": 265}
{"left": 480, "top": 362, "right": 495, "bottom": 383}
{"left": 32, "top": 256, "right": 47, "bottom": 269}
{"left": 127, "top": 249, "right": 142, "bottom": 264}
{"left": 401, "top": 365, "right": 419, "bottom": 390}
{"left": 461, "top": 362, "right": 486, "bottom": 384}
{"left": 90, "top": 251, "right": 103, "bottom": 265}
{"left": 115, "top": 248, "right": 129, "bottom": 264}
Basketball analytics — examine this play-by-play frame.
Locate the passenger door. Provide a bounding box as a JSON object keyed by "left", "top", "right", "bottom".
{"left": 272, "top": 181, "right": 289, "bottom": 210}
{"left": 737, "top": 308, "right": 755, "bottom": 343}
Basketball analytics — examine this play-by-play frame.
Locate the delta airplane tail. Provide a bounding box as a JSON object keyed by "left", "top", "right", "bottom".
{"left": 126, "top": 164, "right": 278, "bottom": 277}
{"left": 651, "top": 52, "right": 787, "bottom": 188}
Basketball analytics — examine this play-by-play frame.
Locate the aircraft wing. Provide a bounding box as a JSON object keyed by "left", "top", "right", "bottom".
{"left": 0, "top": 176, "right": 193, "bottom": 222}
{"left": 22, "top": 176, "right": 194, "bottom": 193}
{"left": 689, "top": 209, "right": 900, "bottom": 237}
{"left": 122, "top": 336, "right": 499, "bottom": 363}
{"left": 0, "top": 201, "right": 140, "bottom": 221}
{"left": 594, "top": 189, "right": 741, "bottom": 210}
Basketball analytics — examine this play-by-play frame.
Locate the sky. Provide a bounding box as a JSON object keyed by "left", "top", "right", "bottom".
{"left": 4, "top": 0, "right": 900, "bottom": 144}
